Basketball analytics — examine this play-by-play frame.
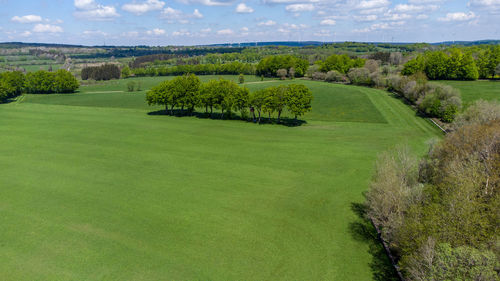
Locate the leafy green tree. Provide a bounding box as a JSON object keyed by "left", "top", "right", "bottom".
{"left": 250, "top": 89, "right": 267, "bottom": 123}
{"left": 146, "top": 80, "right": 173, "bottom": 113}
{"left": 270, "top": 85, "right": 288, "bottom": 123}
{"left": 402, "top": 55, "right": 425, "bottom": 76}
{"left": 177, "top": 74, "right": 201, "bottom": 114}
{"left": 286, "top": 84, "right": 313, "bottom": 120}
{"left": 238, "top": 74, "right": 244, "bottom": 84}
{"left": 0, "top": 71, "right": 25, "bottom": 97}
{"left": 54, "top": 69, "right": 79, "bottom": 93}
{"left": 0, "top": 79, "right": 15, "bottom": 102}
{"left": 127, "top": 81, "right": 136, "bottom": 92}
{"left": 25, "top": 71, "right": 56, "bottom": 94}
{"left": 424, "top": 51, "right": 448, "bottom": 80}
{"left": 121, "top": 66, "right": 131, "bottom": 78}
{"left": 319, "top": 54, "right": 365, "bottom": 74}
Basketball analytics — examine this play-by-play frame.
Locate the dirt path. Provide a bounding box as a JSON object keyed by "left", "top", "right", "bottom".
{"left": 85, "top": 91, "right": 125, "bottom": 94}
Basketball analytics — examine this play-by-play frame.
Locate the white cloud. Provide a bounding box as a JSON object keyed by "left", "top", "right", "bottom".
{"left": 384, "top": 13, "right": 412, "bottom": 20}
{"left": 416, "top": 14, "right": 429, "bottom": 19}
{"left": 235, "top": 3, "right": 254, "bottom": 13}
{"left": 122, "top": 0, "right": 165, "bottom": 15}
{"left": 357, "top": 0, "right": 390, "bottom": 9}
{"left": 241, "top": 26, "right": 249, "bottom": 32}
{"left": 193, "top": 9, "right": 204, "bottom": 18}
{"left": 11, "top": 15, "right": 42, "bottom": 23}
{"left": 20, "top": 31, "right": 32, "bottom": 37}
{"left": 33, "top": 24, "right": 63, "bottom": 33}
{"left": 162, "top": 7, "right": 189, "bottom": 23}
{"left": 320, "top": 19, "right": 336, "bottom": 25}
{"left": 217, "top": 28, "right": 234, "bottom": 35}
{"left": 122, "top": 31, "right": 140, "bottom": 37}
{"left": 359, "top": 7, "right": 387, "bottom": 14}
{"left": 161, "top": 7, "right": 203, "bottom": 23}
{"left": 394, "top": 4, "right": 438, "bottom": 13}
{"left": 285, "top": 4, "right": 314, "bottom": 12}
{"left": 146, "top": 28, "right": 166, "bottom": 35}
{"left": 314, "top": 29, "right": 331, "bottom": 37}
{"left": 468, "top": 0, "right": 500, "bottom": 13}
{"left": 258, "top": 20, "right": 277, "bottom": 26}
{"left": 177, "top": 0, "right": 233, "bottom": 6}
{"left": 83, "top": 30, "right": 108, "bottom": 36}
{"left": 438, "top": 11, "right": 476, "bottom": 21}
{"left": 354, "top": 14, "right": 378, "bottom": 21}
{"left": 74, "top": 0, "right": 119, "bottom": 20}
{"left": 408, "top": 0, "right": 442, "bottom": 3}
{"left": 200, "top": 28, "right": 212, "bottom": 33}
{"left": 172, "top": 30, "right": 191, "bottom": 36}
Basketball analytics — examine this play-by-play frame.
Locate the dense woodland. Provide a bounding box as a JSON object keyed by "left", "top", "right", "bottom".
{"left": 366, "top": 100, "right": 500, "bottom": 280}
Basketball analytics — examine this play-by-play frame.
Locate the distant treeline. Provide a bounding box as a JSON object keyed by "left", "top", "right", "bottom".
{"left": 402, "top": 46, "right": 500, "bottom": 80}
{"left": 132, "top": 62, "right": 256, "bottom": 77}
{"left": 0, "top": 69, "right": 79, "bottom": 101}
{"left": 81, "top": 64, "right": 121, "bottom": 80}
{"left": 72, "top": 47, "right": 245, "bottom": 59}
{"left": 256, "top": 55, "right": 309, "bottom": 77}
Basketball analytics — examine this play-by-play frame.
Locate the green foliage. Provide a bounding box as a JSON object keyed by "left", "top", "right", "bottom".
{"left": 54, "top": 69, "right": 79, "bottom": 93}
{"left": 286, "top": 84, "right": 313, "bottom": 119}
{"left": 133, "top": 61, "right": 255, "bottom": 77}
{"left": 121, "top": 66, "right": 131, "bottom": 78}
{"left": 347, "top": 68, "right": 373, "bottom": 86}
{"left": 25, "top": 70, "right": 78, "bottom": 94}
{"left": 81, "top": 64, "right": 121, "bottom": 81}
{"left": 367, "top": 120, "right": 500, "bottom": 280}
{"left": 238, "top": 73, "right": 244, "bottom": 84}
{"left": 256, "top": 55, "right": 308, "bottom": 78}
{"left": 403, "top": 49, "right": 480, "bottom": 80}
{"left": 318, "top": 54, "right": 365, "bottom": 74}
{"left": 0, "top": 71, "right": 25, "bottom": 101}
{"left": 127, "top": 81, "right": 136, "bottom": 92}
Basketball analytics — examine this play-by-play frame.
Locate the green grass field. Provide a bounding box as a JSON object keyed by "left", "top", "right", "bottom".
{"left": 0, "top": 76, "right": 441, "bottom": 280}
{"left": 436, "top": 80, "right": 500, "bottom": 106}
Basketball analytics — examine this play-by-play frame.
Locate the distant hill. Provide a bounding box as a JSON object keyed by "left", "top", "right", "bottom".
{"left": 0, "top": 40, "right": 498, "bottom": 49}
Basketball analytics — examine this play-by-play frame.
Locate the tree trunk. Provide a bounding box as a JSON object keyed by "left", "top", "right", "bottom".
{"left": 277, "top": 110, "right": 282, "bottom": 123}
{"left": 257, "top": 110, "right": 261, "bottom": 123}
{"left": 210, "top": 106, "right": 213, "bottom": 118}
{"left": 181, "top": 105, "right": 184, "bottom": 115}
{"left": 165, "top": 104, "right": 168, "bottom": 115}
{"left": 170, "top": 104, "right": 174, "bottom": 115}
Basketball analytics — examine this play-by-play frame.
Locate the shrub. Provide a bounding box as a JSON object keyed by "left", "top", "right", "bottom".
{"left": 127, "top": 81, "right": 136, "bottom": 92}
{"left": 453, "top": 99, "right": 500, "bottom": 128}
{"left": 347, "top": 68, "right": 373, "bottom": 86}
{"left": 325, "top": 70, "right": 345, "bottom": 82}
{"left": 277, "top": 69, "right": 287, "bottom": 80}
{"left": 312, "top": 72, "right": 326, "bottom": 81}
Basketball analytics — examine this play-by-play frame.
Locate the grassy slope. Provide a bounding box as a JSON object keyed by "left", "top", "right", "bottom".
{"left": 436, "top": 80, "right": 500, "bottom": 106}
{"left": 0, "top": 78, "right": 440, "bottom": 280}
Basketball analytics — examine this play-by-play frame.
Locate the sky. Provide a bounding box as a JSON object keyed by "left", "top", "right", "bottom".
{"left": 0, "top": 0, "right": 498, "bottom": 46}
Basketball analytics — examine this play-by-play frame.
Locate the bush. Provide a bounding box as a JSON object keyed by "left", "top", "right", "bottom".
{"left": 347, "top": 68, "right": 373, "bottom": 86}
{"left": 453, "top": 99, "right": 500, "bottom": 128}
{"left": 325, "top": 70, "right": 345, "bottom": 82}
{"left": 312, "top": 72, "right": 326, "bottom": 81}
{"left": 127, "top": 81, "right": 136, "bottom": 92}
{"left": 25, "top": 70, "right": 78, "bottom": 94}
{"left": 81, "top": 64, "right": 121, "bottom": 81}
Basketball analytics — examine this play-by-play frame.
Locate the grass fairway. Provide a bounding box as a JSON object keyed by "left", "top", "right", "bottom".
{"left": 0, "top": 77, "right": 440, "bottom": 280}
{"left": 435, "top": 80, "right": 500, "bottom": 105}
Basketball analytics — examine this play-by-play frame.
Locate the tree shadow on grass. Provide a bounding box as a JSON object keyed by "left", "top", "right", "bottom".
{"left": 349, "top": 202, "right": 400, "bottom": 281}
{"left": 147, "top": 109, "right": 307, "bottom": 127}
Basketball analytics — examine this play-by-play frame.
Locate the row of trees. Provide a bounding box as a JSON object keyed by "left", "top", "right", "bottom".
{"left": 316, "top": 54, "right": 365, "bottom": 74}
{"left": 81, "top": 64, "right": 121, "bottom": 80}
{"left": 402, "top": 46, "right": 500, "bottom": 80}
{"left": 146, "top": 74, "right": 313, "bottom": 123}
{"left": 256, "top": 55, "right": 309, "bottom": 78}
{"left": 131, "top": 61, "right": 255, "bottom": 77}
{"left": 365, "top": 100, "right": 500, "bottom": 280}
{"left": 0, "top": 71, "right": 25, "bottom": 102}
{"left": 388, "top": 73, "right": 462, "bottom": 122}
{"left": 0, "top": 69, "right": 79, "bottom": 100}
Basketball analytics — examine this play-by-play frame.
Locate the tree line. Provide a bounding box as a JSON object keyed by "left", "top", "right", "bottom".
{"left": 131, "top": 61, "right": 255, "bottom": 77}
{"left": 402, "top": 46, "right": 500, "bottom": 80}
{"left": 0, "top": 69, "right": 79, "bottom": 101}
{"left": 146, "top": 74, "right": 313, "bottom": 124}
{"left": 365, "top": 100, "right": 500, "bottom": 280}
{"left": 256, "top": 55, "right": 309, "bottom": 78}
{"left": 81, "top": 64, "right": 121, "bottom": 81}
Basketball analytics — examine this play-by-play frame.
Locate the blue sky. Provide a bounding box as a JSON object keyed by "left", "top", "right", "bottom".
{"left": 0, "top": 0, "right": 498, "bottom": 45}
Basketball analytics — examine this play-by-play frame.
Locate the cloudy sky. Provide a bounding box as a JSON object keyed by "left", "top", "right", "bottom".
{"left": 0, "top": 0, "right": 498, "bottom": 45}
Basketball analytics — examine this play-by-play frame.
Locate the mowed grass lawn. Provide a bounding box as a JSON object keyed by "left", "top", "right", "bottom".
{"left": 0, "top": 77, "right": 440, "bottom": 280}
{"left": 435, "top": 80, "right": 500, "bottom": 106}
